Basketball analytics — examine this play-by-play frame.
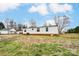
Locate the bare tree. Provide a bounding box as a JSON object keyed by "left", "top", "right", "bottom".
{"left": 23, "top": 25, "right": 27, "bottom": 28}
{"left": 4, "top": 18, "right": 17, "bottom": 29}
{"left": 29, "top": 19, "right": 37, "bottom": 27}
{"left": 43, "top": 21, "right": 53, "bottom": 27}
{"left": 4, "top": 18, "right": 10, "bottom": 34}
{"left": 13, "top": 22, "right": 17, "bottom": 29}
{"left": 43, "top": 21, "right": 47, "bottom": 26}
{"left": 9, "top": 20, "right": 13, "bottom": 29}
{"left": 54, "top": 15, "right": 70, "bottom": 34}
{"left": 9, "top": 20, "right": 17, "bottom": 29}
{"left": 17, "top": 24, "right": 23, "bottom": 31}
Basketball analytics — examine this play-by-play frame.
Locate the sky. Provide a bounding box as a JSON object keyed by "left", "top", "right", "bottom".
{"left": 0, "top": 3, "right": 79, "bottom": 28}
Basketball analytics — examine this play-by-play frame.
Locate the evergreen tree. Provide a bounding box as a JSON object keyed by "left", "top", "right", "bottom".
{"left": 0, "top": 22, "right": 5, "bottom": 30}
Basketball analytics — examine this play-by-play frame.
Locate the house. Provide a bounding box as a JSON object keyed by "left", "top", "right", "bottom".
{"left": 0, "top": 29, "right": 9, "bottom": 34}
{"left": 0, "top": 28, "right": 16, "bottom": 34}
{"left": 9, "top": 28, "right": 16, "bottom": 34}
{"left": 22, "top": 25, "right": 59, "bottom": 35}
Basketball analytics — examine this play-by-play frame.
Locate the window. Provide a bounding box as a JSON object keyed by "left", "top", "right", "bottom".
{"left": 32, "top": 28, "right": 34, "bottom": 30}
{"left": 24, "top": 29, "right": 26, "bottom": 32}
{"left": 37, "top": 28, "right": 40, "bottom": 32}
{"left": 46, "top": 27, "right": 48, "bottom": 32}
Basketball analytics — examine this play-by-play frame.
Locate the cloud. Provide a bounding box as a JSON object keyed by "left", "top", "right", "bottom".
{"left": 45, "top": 19, "right": 56, "bottom": 26}
{"left": 0, "top": 3, "right": 21, "bottom": 13}
{"left": 49, "top": 3, "right": 73, "bottom": 13}
{"left": 28, "top": 6, "right": 37, "bottom": 12}
{"left": 28, "top": 4, "right": 48, "bottom": 15}
{"left": 28, "top": 3, "right": 73, "bottom": 15}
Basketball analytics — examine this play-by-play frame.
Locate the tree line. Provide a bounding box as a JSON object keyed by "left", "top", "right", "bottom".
{"left": 67, "top": 26, "right": 79, "bottom": 33}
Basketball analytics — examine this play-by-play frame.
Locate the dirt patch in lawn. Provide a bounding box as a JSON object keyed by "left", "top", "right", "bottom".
{"left": 17, "top": 37, "right": 65, "bottom": 44}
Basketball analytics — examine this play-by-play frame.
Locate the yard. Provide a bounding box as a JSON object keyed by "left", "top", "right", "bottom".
{"left": 0, "top": 34, "right": 79, "bottom": 56}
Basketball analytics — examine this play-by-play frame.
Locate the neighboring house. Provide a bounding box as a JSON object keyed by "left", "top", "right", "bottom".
{"left": 9, "top": 28, "right": 16, "bottom": 34}
{"left": 0, "top": 29, "right": 8, "bottom": 34}
{"left": 23, "top": 25, "right": 59, "bottom": 35}
{"left": 0, "top": 28, "right": 16, "bottom": 34}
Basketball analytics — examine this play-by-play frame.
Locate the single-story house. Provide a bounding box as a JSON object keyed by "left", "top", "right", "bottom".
{"left": 22, "top": 25, "right": 59, "bottom": 35}
{"left": 0, "top": 29, "right": 9, "bottom": 34}
{"left": 0, "top": 28, "right": 16, "bottom": 34}
{"left": 9, "top": 28, "right": 16, "bottom": 34}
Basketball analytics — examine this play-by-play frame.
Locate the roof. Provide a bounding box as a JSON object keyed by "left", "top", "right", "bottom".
{"left": 24, "top": 25, "right": 58, "bottom": 29}
{"left": 10, "top": 29, "right": 16, "bottom": 32}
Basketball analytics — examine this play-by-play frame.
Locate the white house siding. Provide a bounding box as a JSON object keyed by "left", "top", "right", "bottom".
{"left": 23, "top": 28, "right": 36, "bottom": 34}
{"left": 23, "top": 26, "right": 59, "bottom": 34}
{"left": 0, "top": 31, "right": 8, "bottom": 34}
{"left": 38, "top": 27, "right": 58, "bottom": 34}
{"left": 48, "top": 27, "right": 58, "bottom": 34}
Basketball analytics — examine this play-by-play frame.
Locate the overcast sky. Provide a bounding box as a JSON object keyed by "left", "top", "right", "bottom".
{"left": 0, "top": 3, "right": 79, "bottom": 28}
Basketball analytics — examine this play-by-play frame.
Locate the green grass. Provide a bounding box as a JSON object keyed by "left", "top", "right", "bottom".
{"left": 0, "top": 40, "right": 76, "bottom": 56}
{"left": 0, "top": 33, "right": 79, "bottom": 56}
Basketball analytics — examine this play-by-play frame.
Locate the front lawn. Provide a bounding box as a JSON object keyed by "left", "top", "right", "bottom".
{"left": 0, "top": 34, "right": 79, "bottom": 56}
